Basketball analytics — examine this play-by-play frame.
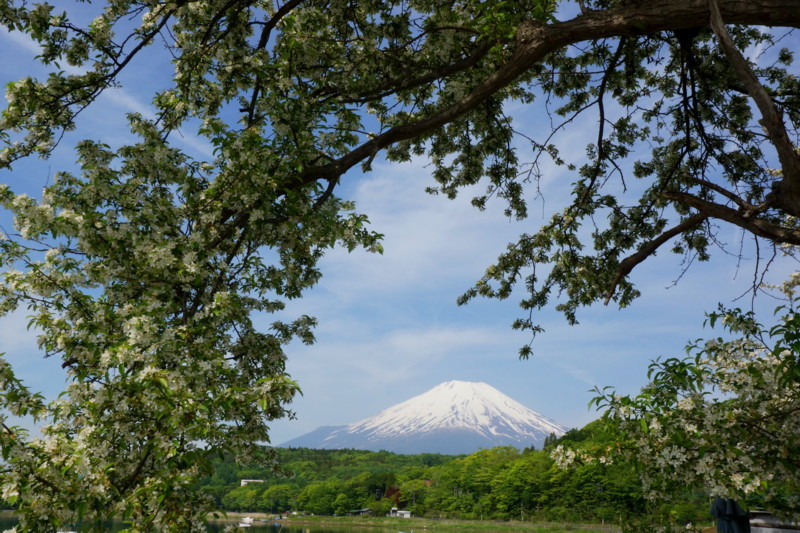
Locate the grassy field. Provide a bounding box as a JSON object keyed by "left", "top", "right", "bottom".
{"left": 277, "top": 514, "right": 622, "bottom": 532}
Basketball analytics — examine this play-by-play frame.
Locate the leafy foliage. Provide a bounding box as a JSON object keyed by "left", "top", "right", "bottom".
{"left": 1, "top": 0, "right": 799, "bottom": 530}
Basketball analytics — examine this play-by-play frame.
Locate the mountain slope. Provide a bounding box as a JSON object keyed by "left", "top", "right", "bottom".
{"left": 280, "top": 380, "right": 569, "bottom": 454}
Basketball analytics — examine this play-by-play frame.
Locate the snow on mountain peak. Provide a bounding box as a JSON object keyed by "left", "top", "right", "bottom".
{"left": 281, "top": 380, "right": 570, "bottom": 454}
{"left": 344, "top": 380, "right": 567, "bottom": 441}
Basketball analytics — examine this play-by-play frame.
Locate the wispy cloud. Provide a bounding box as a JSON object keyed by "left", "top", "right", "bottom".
{"left": 301, "top": 157, "right": 529, "bottom": 306}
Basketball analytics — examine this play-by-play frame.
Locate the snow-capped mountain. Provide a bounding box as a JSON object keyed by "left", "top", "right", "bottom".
{"left": 280, "top": 380, "right": 569, "bottom": 455}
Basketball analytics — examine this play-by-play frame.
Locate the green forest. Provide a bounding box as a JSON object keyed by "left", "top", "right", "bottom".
{"left": 199, "top": 421, "right": 709, "bottom": 527}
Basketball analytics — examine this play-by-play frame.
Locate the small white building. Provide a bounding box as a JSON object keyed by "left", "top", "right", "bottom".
{"left": 240, "top": 479, "right": 265, "bottom": 487}
{"left": 389, "top": 507, "right": 411, "bottom": 518}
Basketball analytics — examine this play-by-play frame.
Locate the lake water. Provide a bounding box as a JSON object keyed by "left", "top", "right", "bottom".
{"left": 0, "top": 515, "right": 406, "bottom": 532}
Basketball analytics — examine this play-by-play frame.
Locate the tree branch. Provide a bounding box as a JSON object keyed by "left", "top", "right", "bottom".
{"left": 245, "top": 0, "right": 306, "bottom": 125}
{"left": 664, "top": 190, "right": 800, "bottom": 245}
{"left": 217, "top": 0, "right": 800, "bottom": 243}
{"left": 604, "top": 213, "right": 708, "bottom": 305}
{"left": 313, "top": 40, "right": 495, "bottom": 105}
{"left": 297, "top": 0, "right": 800, "bottom": 185}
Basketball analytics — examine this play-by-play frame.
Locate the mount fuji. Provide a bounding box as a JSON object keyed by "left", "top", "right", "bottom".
{"left": 279, "top": 380, "right": 569, "bottom": 455}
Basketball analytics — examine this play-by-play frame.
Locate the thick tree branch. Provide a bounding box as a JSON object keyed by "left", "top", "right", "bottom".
{"left": 664, "top": 190, "right": 800, "bottom": 245}
{"left": 604, "top": 213, "right": 708, "bottom": 305}
{"left": 708, "top": 0, "right": 800, "bottom": 217}
{"left": 297, "top": 0, "right": 800, "bottom": 185}
{"left": 690, "top": 176, "right": 748, "bottom": 208}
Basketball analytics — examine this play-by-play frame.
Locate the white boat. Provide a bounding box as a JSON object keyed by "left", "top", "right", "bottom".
{"left": 238, "top": 516, "right": 255, "bottom": 528}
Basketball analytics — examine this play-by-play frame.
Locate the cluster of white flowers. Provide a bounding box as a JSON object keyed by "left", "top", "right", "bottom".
{"left": 572, "top": 287, "right": 800, "bottom": 522}
{"left": 0, "top": 37, "right": 393, "bottom": 525}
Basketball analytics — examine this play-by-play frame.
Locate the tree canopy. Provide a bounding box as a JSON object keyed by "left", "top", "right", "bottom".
{"left": 197, "top": 443, "right": 658, "bottom": 525}
{"left": 1, "top": 0, "right": 799, "bottom": 530}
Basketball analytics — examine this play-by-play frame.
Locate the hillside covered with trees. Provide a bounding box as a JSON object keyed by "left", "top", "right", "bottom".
{"left": 201, "top": 421, "right": 708, "bottom": 527}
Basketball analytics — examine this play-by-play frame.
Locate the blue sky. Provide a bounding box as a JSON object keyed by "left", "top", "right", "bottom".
{"left": 1, "top": 15, "right": 797, "bottom": 447}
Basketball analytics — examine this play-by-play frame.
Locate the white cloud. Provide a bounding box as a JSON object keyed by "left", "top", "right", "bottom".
{"left": 296, "top": 157, "right": 532, "bottom": 312}
{"left": 294, "top": 325, "right": 512, "bottom": 385}
{"left": 0, "top": 26, "right": 41, "bottom": 55}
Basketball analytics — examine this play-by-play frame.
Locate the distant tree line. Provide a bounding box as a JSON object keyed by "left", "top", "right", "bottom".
{"left": 196, "top": 421, "right": 710, "bottom": 527}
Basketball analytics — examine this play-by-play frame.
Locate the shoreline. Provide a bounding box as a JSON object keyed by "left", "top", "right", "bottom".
{"left": 2, "top": 509, "right": 622, "bottom": 532}
{"left": 255, "top": 514, "right": 622, "bottom": 532}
